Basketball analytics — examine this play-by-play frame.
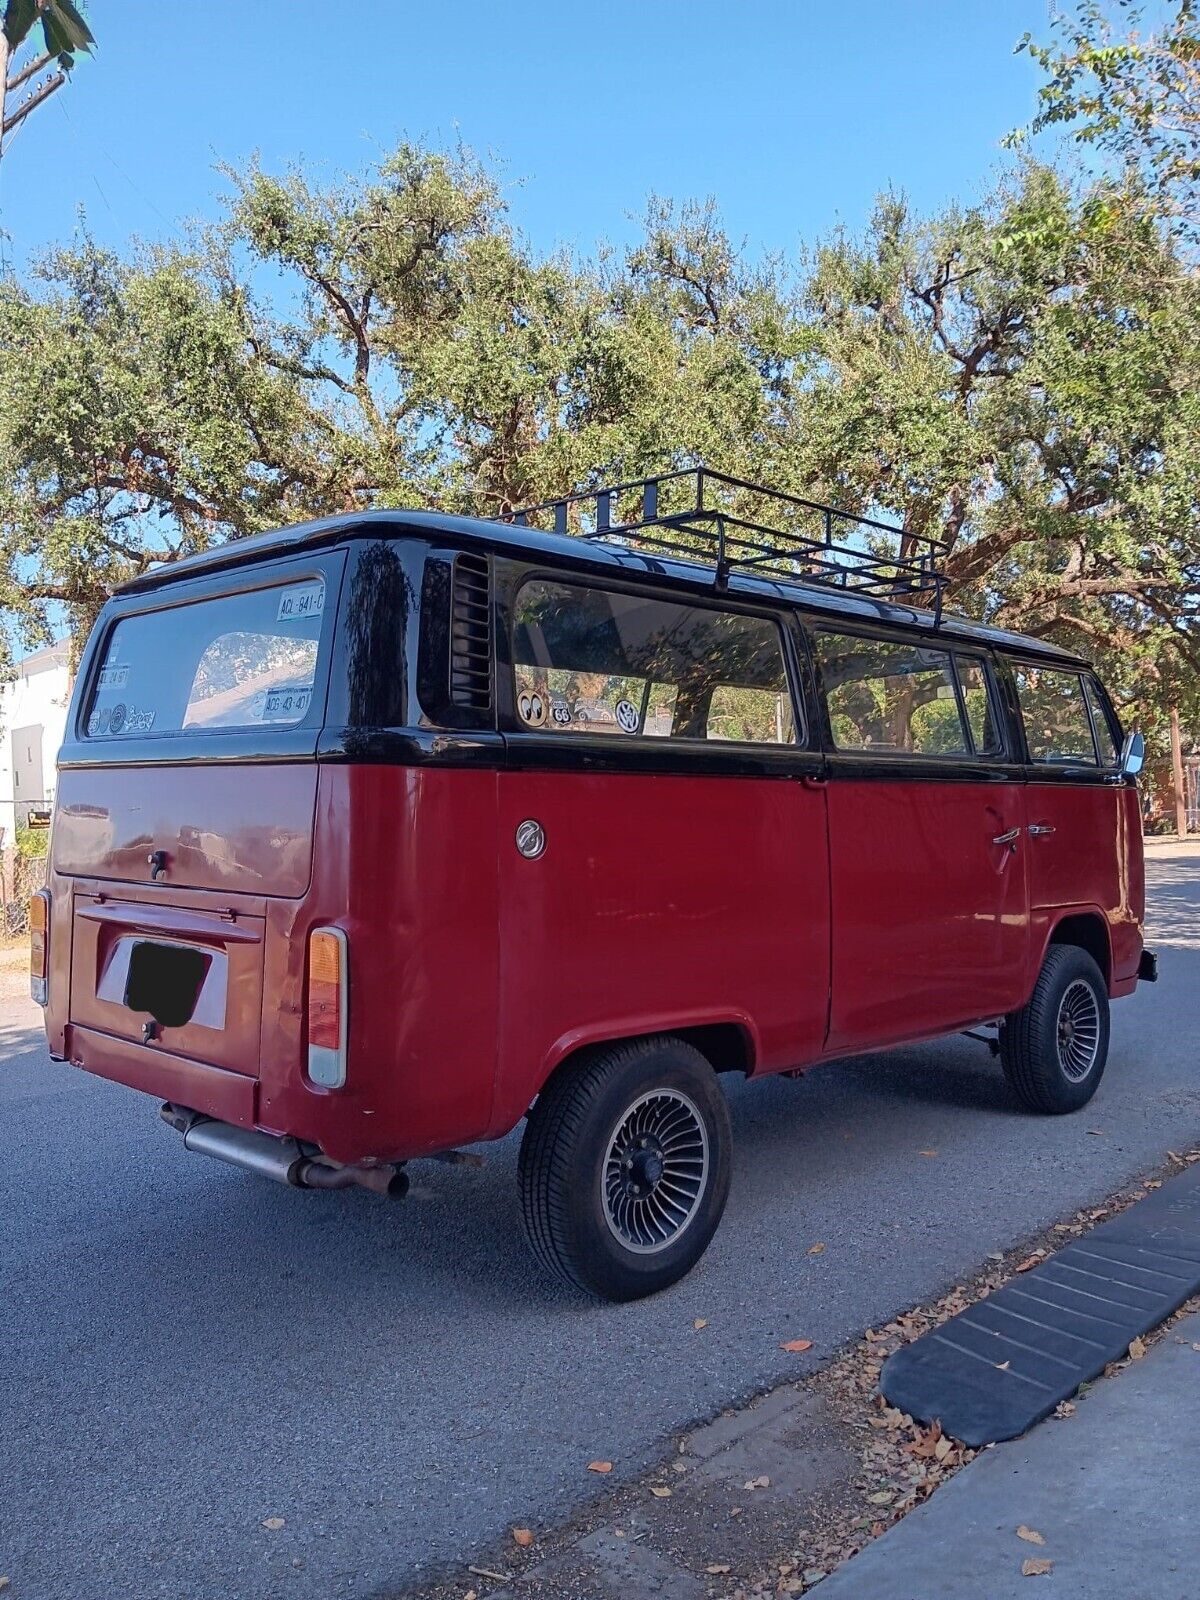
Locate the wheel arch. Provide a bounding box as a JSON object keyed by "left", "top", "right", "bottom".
{"left": 529, "top": 1014, "right": 757, "bottom": 1112}
{"left": 1044, "top": 908, "right": 1113, "bottom": 990}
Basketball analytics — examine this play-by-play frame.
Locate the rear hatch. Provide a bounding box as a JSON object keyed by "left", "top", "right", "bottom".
{"left": 53, "top": 556, "right": 341, "bottom": 1075}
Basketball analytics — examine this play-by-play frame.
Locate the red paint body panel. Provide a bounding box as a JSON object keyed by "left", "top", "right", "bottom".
{"left": 825, "top": 778, "right": 1029, "bottom": 1049}
{"left": 1025, "top": 782, "right": 1145, "bottom": 991}
{"left": 44, "top": 763, "right": 1147, "bottom": 1167}
{"left": 490, "top": 770, "right": 830, "bottom": 1136}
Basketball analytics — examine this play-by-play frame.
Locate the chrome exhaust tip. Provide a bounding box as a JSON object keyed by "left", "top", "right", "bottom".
{"left": 160, "top": 1104, "right": 407, "bottom": 1197}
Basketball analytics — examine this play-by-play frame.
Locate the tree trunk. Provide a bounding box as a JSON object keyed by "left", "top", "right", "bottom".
{"left": 1169, "top": 705, "right": 1189, "bottom": 838}
{"left": 0, "top": 30, "right": 10, "bottom": 161}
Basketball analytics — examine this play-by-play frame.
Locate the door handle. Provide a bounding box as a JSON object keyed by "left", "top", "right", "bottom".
{"left": 1027, "top": 824, "right": 1056, "bottom": 838}
{"left": 992, "top": 827, "right": 1021, "bottom": 847}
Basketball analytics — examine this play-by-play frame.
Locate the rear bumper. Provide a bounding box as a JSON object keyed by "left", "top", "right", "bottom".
{"left": 1138, "top": 948, "right": 1159, "bottom": 984}
{"left": 64, "top": 1024, "right": 257, "bottom": 1126}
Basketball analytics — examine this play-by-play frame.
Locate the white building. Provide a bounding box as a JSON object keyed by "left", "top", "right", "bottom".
{"left": 0, "top": 640, "right": 71, "bottom": 848}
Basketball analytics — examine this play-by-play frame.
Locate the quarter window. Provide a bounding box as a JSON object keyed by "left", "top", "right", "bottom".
{"left": 1014, "top": 666, "right": 1098, "bottom": 766}
{"left": 1084, "top": 678, "right": 1120, "bottom": 766}
{"left": 512, "top": 581, "right": 797, "bottom": 745}
{"left": 814, "top": 632, "right": 971, "bottom": 757}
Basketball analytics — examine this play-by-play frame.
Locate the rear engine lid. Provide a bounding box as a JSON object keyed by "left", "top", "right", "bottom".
{"left": 69, "top": 894, "right": 265, "bottom": 1075}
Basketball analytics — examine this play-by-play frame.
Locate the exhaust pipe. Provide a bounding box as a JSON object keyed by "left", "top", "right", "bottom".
{"left": 160, "top": 1105, "right": 408, "bottom": 1198}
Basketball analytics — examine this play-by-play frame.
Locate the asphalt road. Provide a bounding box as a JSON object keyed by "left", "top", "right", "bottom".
{"left": 5, "top": 843, "right": 1199, "bottom": 1600}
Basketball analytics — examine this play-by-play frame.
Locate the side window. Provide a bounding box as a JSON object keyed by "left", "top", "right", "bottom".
{"left": 512, "top": 581, "right": 797, "bottom": 746}
{"left": 1013, "top": 665, "right": 1098, "bottom": 766}
{"left": 1084, "top": 677, "right": 1120, "bottom": 767}
{"left": 956, "top": 655, "right": 1003, "bottom": 756}
{"left": 814, "top": 631, "right": 969, "bottom": 757}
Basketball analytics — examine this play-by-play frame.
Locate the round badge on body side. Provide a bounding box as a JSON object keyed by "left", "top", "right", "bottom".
{"left": 515, "top": 819, "right": 546, "bottom": 859}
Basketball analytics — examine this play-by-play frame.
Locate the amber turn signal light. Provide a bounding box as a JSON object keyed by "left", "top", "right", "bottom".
{"left": 307, "top": 927, "right": 348, "bottom": 1087}
{"left": 29, "top": 889, "right": 49, "bottom": 1006}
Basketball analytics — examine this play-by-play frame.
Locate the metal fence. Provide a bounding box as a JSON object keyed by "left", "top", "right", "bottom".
{"left": 4, "top": 852, "right": 47, "bottom": 937}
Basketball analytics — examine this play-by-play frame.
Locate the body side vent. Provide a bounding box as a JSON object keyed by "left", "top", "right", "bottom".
{"left": 450, "top": 553, "right": 493, "bottom": 711}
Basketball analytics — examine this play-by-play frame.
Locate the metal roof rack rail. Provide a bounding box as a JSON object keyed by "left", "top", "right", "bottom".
{"left": 495, "top": 466, "right": 948, "bottom": 623}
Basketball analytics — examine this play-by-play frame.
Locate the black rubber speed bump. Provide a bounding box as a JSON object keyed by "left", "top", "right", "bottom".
{"left": 881, "top": 1162, "right": 1200, "bottom": 1447}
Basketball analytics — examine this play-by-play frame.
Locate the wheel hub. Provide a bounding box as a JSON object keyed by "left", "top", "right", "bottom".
{"left": 602, "top": 1090, "right": 709, "bottom": 1254}
{"left": 1056, "top": 978, "right": 1101, "bottom": 1082}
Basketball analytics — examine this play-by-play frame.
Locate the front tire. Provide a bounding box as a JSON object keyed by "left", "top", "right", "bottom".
{"left": 1000, "top": 944, "right": 1110, "bottom": 1114}
{"left": 518, "top": 1036, "right": 732, "bottom": 1301}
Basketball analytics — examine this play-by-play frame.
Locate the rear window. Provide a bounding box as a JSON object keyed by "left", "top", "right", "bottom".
{"left": 816, "top": 632, "right": 973, "bottom": 757}
{"left": 85, "top": 577, "right": 326, "bottom": 738}
{"left": 512, "top": 581, "right": 796, "bottom": 745}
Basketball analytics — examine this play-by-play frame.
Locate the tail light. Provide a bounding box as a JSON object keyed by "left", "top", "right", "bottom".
{"left": 307, "top": 927, "right": 348, "bottom": 1088}
{"left": 30, "top": 890, "right": 49, "bottom": 1005}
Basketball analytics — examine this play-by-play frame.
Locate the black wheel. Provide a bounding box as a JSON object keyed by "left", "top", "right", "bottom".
{"left": 518, "top": 1035, "right": 732, "bottom": 1301}
{"left": 1000, "top": 944, "right": 1110, "bottom": 1114}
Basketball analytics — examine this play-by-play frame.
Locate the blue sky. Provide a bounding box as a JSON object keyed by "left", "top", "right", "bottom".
{"left": 0, "top": 0, "right": 1055, "bottom": 268}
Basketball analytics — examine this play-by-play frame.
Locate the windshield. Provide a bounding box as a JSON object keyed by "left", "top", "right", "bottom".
{"left": 85, "top": 576, "right": 327, "bottom": 739}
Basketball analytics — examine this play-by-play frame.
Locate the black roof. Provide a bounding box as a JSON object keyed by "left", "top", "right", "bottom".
{"left": 115, "top": 506, "right": 1084, "bottom": 666}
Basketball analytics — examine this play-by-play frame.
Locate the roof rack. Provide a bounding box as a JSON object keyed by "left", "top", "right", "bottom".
{"left": 496, "top": 466, "right": 948, "bottom": 623}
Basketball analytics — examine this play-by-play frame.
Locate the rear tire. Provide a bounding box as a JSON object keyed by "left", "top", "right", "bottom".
{"left": 1000, "top": 944, "right": 1110, "bottom": 1114}
{"left": 518, "top": 1035, "right": 732, "bottom": 1301}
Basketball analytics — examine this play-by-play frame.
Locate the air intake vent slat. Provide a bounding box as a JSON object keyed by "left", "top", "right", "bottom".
{"left": 450, "top": 553, "right": 493, "bottom": 712}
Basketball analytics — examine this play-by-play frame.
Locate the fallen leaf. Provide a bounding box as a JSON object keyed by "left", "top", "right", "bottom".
{"left": 934, "top": 1435, "right": 954, "bottom": 1461}
{"left": 1017, "top": 1526, "right": 1046, "bottom": 1546}
{"left": 1054, "top": 1400, "right": 1076, "bottom": 1418}
{"left": 705, "top": 1564, "right": 732, "bottom": 1575}
{"left": 868, "top": 1490, "right": 896, "bottom": 1505}
{"left": 780, "top": 1339, "right": 813, "bottom": 1353}
{"left": 1086, "top": 1128, "right": 1104, "bottom": 1136}
{"left": 262, "top": 1517, "right": 285, "bottom": 1531}
{"left": 743, "top": 1475, "right": 770, "bottom": 1490}
{"left": 464, "top": 1592, "right": 477, "bottom": 1600}
{"left": 1022, "top": 1557, "right": 1054, "bottom": 1577}
{"left": 995, "top": 1360, "right": 1011, "bottom": 1371}
{"left": 693, "top": 1318, "right": 708, "bottom": 1330}
{"left": 512, "top": 1528, "right": 534, "bottom": 1548}
{"left": 1129, "top": 1336, "right": 1146, "bottom": 1360}
{"left": 649, "top": 1485, "right": 672, "bottom": 1499}
{"left": 1015, "top": 1254, "right": 1043, "bottom": 1273}
{"left": 808, "top": 1242, "right": 825, "bottom": 1254}
{"left": 587, "top": 1460, "right": 613, "bottom": 1474}
{"left": 919, "top": 1149, "right": 938, "bottom": 1158}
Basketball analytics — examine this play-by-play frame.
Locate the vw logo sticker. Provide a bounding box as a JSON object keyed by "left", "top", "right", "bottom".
{"left": 515, "top": 819, "right": 546, "bottom": 859}
{"left": 615, "top": 698, "right": 639, "bottom": 733}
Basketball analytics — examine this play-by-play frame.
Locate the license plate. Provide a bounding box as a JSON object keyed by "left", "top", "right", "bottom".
{"left": 124, "top": 940, "right": 209, "bottom": 1029}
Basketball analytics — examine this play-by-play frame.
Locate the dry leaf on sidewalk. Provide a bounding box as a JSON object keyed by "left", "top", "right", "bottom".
{"left": 1017, "top": 1526, "right": 1046, "bottom": 1546}
{"left": 1128, "top": 1336, "right": 1147, "bottom": 1360}
{"left": 1022, "top": 1557, "right": 1054, "bottom": 1576}
{"left": 262, "top": 1517, "right": 285, "bottom": 1531}
{"left": 693, "top": 1318, "right": 708, "bottom": 1330}
{"left": 705, "top": 1563, "right": 731, "bottom": 1574}
{"left": 781, "top": 1339, "right": 813, "bottom": 1353}
{"left": 808, "top": 1242, "right": 825, "bottom": 1254}
{"left": 512, "top": 1528, "right": 534, "bottom": 1547}
{"left": 587, "top": 1461, "right": 613, "bottom": 1473}
{"left": 743, "top": 1475, "right": 770, "bottom": 1490}
{"left": 650, "top": 1486, "right": 671, "bottom": 1498}
{"left": 1015, "top": 1253, "right": 1044, "bottom": 1272}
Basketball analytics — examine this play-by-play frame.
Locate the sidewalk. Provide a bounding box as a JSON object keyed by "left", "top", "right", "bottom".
{"left": 816, "top": 1309, "right": 1200, "bottom": 1600}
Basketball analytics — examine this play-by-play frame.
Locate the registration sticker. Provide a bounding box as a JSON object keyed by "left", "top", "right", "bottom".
{"left": 276, "top": 581, "right": 325, "bottom": 622}
{"left": 97, "top": 663, "right": 130, "bottom": 690}
{"left": 262, "top": 685, "right": 312, "bottom": 721}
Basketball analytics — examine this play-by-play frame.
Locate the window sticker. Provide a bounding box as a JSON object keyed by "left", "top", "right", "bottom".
{"left": 517, "top": 689, "right": 547, "bottom": 726}
{"left": 615, "top": 699, "right": 639, "bottom": 733}
{"left": 276, "top": 581, "right": 325, "bottom": 623}
{"left": 97, "top": 663, "right": 130, "bottom": 690}
{"left": 262, "top": 685, "right": 313, "bottom": 722}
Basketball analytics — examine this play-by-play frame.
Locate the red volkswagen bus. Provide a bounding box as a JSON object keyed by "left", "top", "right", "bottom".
{"left": 34, "top": 471, "right": 1155, "bottom": 1299}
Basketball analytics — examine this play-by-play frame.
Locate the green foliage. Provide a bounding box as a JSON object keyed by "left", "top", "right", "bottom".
{"left": 14, "top": 821, "right": 47, "bottom": 858}
{"left": 2, "top": 0, "right": 93, "bottom": 65}
{"left": 0, "top": 136, "right": 1196, "bottom": 757}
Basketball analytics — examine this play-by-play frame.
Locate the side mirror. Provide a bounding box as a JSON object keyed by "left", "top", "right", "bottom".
{"left": 1121, "top": 730, "right": 1145, "bottom": 777}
